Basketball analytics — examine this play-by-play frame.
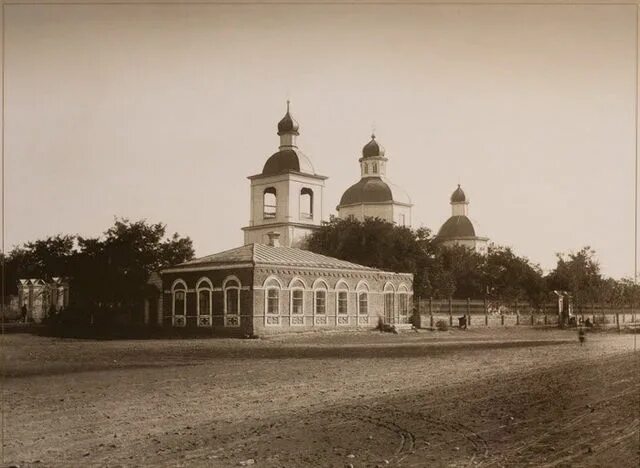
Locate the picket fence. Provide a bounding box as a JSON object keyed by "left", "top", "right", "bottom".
{"left": 414, "top": 298, "right": 639, "bottom": 329}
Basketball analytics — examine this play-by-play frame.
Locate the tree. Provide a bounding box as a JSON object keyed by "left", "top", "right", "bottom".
{"left": 307, "top": 216, "right": 434, "bottom": 297}
{"left": 546, "top": 246, "right": 603, "bottom": 311}
{"left": 3, "top": 218, "right": 194, "bottom": 318}
{"left": 435, "top": 244, "right": 486, "bottom": 299}
{"left": 3, "top": 235, "right": 77, "bottom": 295}
{"left": 306, "top": 216, "right": 421, "bottom": 275}
{"left": 307, "top": 217, "right": 479, "bottom": 299}
{"left": 484, "top": 244, "right": 546, "bottom": 306}
{"left": 71, "top": 218, "right": 195, "bottom": 310}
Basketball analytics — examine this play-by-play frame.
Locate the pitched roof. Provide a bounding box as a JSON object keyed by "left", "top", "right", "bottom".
{"left": 171, "top": 244, "right": 394, "bottom": 273}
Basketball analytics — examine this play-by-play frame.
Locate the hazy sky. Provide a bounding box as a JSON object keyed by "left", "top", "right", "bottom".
{"left": 5, "top": 3, "right": 637, "bottom": 279}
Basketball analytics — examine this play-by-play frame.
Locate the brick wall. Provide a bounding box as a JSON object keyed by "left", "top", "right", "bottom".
{"left": 161, "top": 267, "right": 254, "bottom": 336}
{"left": 252, "top": 266, "right": 413, "bottom": 335}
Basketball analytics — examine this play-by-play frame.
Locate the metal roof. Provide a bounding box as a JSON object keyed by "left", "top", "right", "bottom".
{"left": 174, "top": 244, "right": 397, "bottom": 273}
{"left": 437, "top": 215, "right": 477, "bottom": 238}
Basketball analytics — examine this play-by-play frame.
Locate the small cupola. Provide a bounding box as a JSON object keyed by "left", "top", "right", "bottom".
{"left": 450, "top": 184, "right": 469, "bottom": 216}
{"left": 362, "top": 134, "right": 385, "bottom": 158}
{"left": 450, "top": 184, "right": 467, "bottom": 203}
{"left": 277, "top": 100, "right": 299, "bottom": 136}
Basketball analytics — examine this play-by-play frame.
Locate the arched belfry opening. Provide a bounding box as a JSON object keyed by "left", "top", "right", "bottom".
{"left": 263, "top": 187, "right": 277, "bottom": 219}
{"left": 300, "top": 188, "right": 313, "bottom": 219}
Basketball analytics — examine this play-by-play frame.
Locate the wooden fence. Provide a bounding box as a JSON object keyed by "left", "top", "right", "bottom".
{"left": 414, "top": 298, "right": 639, "bottom": 329}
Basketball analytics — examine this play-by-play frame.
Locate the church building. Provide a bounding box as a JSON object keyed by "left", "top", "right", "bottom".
{"left": 146, "top": 104, "right": 414, "bottom": 335}
{"left": 337, "top": 134, "right": 413, "bottom": 227}
{"left": 435, "top": 185, "right": 489, "bottom": 254}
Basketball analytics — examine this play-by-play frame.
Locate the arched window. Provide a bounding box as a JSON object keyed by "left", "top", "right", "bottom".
{"left": 263, "top": 277, "right": 281, "bottom": 326}
{"left": 223, "top": 277, "right": 241, "bottom": 327}
{"left": 196, "top": 278, "right": 213, "bottom": 327}
{"left": 384, "top": 283, "right": 395, "bottom": 325}
{"left": 171, "top": 279, "right": 187, "bottom": 327}
{"left": 263, "top": 187, "right": 277, "bottom": 219}
{"left": 289, "top": 279, "right": 305, "bottom": 316}
{"left": 364, "top": 164, "right": 369, "bottom": 175}
{"left": 313, "top": 280, "right": 328, "bottom": 325}
{"left": 336, "top": 280, "right": 349, "bottom": 326}
{"left": 356, "top": 281, "right": 370, "bottom": 317}
{"left": 336, "top": 280, "right": 349, "bottom": 316}
{"left": 300, "top": 188, "right": 313, "bottom": 219}
{"left": 288, "top": 278, "right": 306, "bottom": 326}
{"left": 372, "top": 162, "right": 378, "bottom": 173}
{"left": 397, "top": 285, "right": 410, "bottom": 324}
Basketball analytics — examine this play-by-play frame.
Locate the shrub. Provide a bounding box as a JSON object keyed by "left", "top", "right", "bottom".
{"left": 435, "top": 319, "right": 449, "bottom": 331}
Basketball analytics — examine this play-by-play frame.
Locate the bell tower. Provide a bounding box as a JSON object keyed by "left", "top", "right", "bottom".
{"left": 242, "top": 102, "right": 328, "bottom": 248}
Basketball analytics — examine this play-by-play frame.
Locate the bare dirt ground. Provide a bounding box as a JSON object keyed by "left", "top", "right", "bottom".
{"left": 1, "top": 328, "right": 639, "bottom": 467}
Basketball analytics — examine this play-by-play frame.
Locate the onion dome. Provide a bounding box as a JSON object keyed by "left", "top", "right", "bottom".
{"left": 277, "top": 100, "right": 299, "bottom": 135}
{"left": 362, "top": 134, "right": 385, "bottom": 158}
{"left": 437, "top": 216, "right": 476, "bottom": 238}
{"left": 450, "top": 184, "right": 467, "bottom": 203}
{"left": 262, "top": 148, "right": 315, "bottom": 176}
{"left": 339, "top": 177, "right": 411, "bottom": 206}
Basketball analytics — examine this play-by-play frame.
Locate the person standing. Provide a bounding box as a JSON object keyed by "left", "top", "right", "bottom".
{"left": 21, "top": 304, "right": 28, "bottom": 323}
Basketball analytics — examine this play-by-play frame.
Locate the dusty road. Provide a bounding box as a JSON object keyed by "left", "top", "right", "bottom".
{"left": 2, "top": 329, "right": 638, "bottom": 467}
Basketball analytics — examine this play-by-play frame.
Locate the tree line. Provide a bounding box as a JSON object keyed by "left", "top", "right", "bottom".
{"left": 306, "top": 217, "right": 640, "bottom": 308}
{"left": 4, "top": 216, "right": 638, "bottom": 313}
{"left": 3, "top": 218, "right": 194, "bottom": 313}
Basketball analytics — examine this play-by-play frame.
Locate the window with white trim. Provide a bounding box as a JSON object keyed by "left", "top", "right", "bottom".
{"left": 224, "top": 278, "right": 240, "bottom": 327}
{"left": 198, "top": 289, "right": 211, "bottom": 315}
{"left": 358, "top": 291, "right": 368, "bottom": 315}
{"left": 196, "top": 278, "right": 213, "bottom": 327}
{"left": 291, "top": 289, "right": 304, "bottom": 315}
{"left": 172, "top": 282, "right": 187, "bottom": 316}
{"left": 337, "top": 291, "right": 348, "bottom": 315}
{"left": 267, "top": 288, "right": 280, "bottom": 315}
{"left": 315, "top": 289, "right": 327, "bottom": 315}
{"left": 172, "top": 280, "right": 187, "bottom": 327}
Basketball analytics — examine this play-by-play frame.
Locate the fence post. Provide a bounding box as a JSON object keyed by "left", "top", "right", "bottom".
{"left": 515, "top": 299, "right": 519, "bottom": 325}
{"left": 484, "top": 297, "right": 488, "bottom": 326}
{"left": 467, "top": 298, "right": 471, "bottom": 327}
{"left": 449, "top": 297, "right": 453, "bottom": 326}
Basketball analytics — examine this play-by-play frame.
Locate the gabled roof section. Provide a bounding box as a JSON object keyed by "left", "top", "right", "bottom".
{"left": 252, "top": 244, "right": 378, "bottom": 271}
{"left": 177, "top": 244, "right": 255, "bottom": 266}
{"left": 168, "top": 243, "right": 394, "bottom": 273}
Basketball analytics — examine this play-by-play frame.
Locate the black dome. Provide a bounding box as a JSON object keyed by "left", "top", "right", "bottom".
{"left": 450, "top": 185, "right": 467, "bottom": 203}
{"left": 262, "top": 149, "right": 314, "bottom": 176}
{"left": 362, "top": 134, "right": 385, "bottom": 158}
{"left": 339, "top": 177, "right": 393, "bottom": 205}
{"left": 277, "top": 102, "right": 299, "bottom": 135}
{"left": 437, "top": 215, "right": 476, "bottom": 238}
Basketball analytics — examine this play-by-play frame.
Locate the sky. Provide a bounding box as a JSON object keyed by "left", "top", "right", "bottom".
{"left": 4, "top": 2, "right": 638, "bottom": 279}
